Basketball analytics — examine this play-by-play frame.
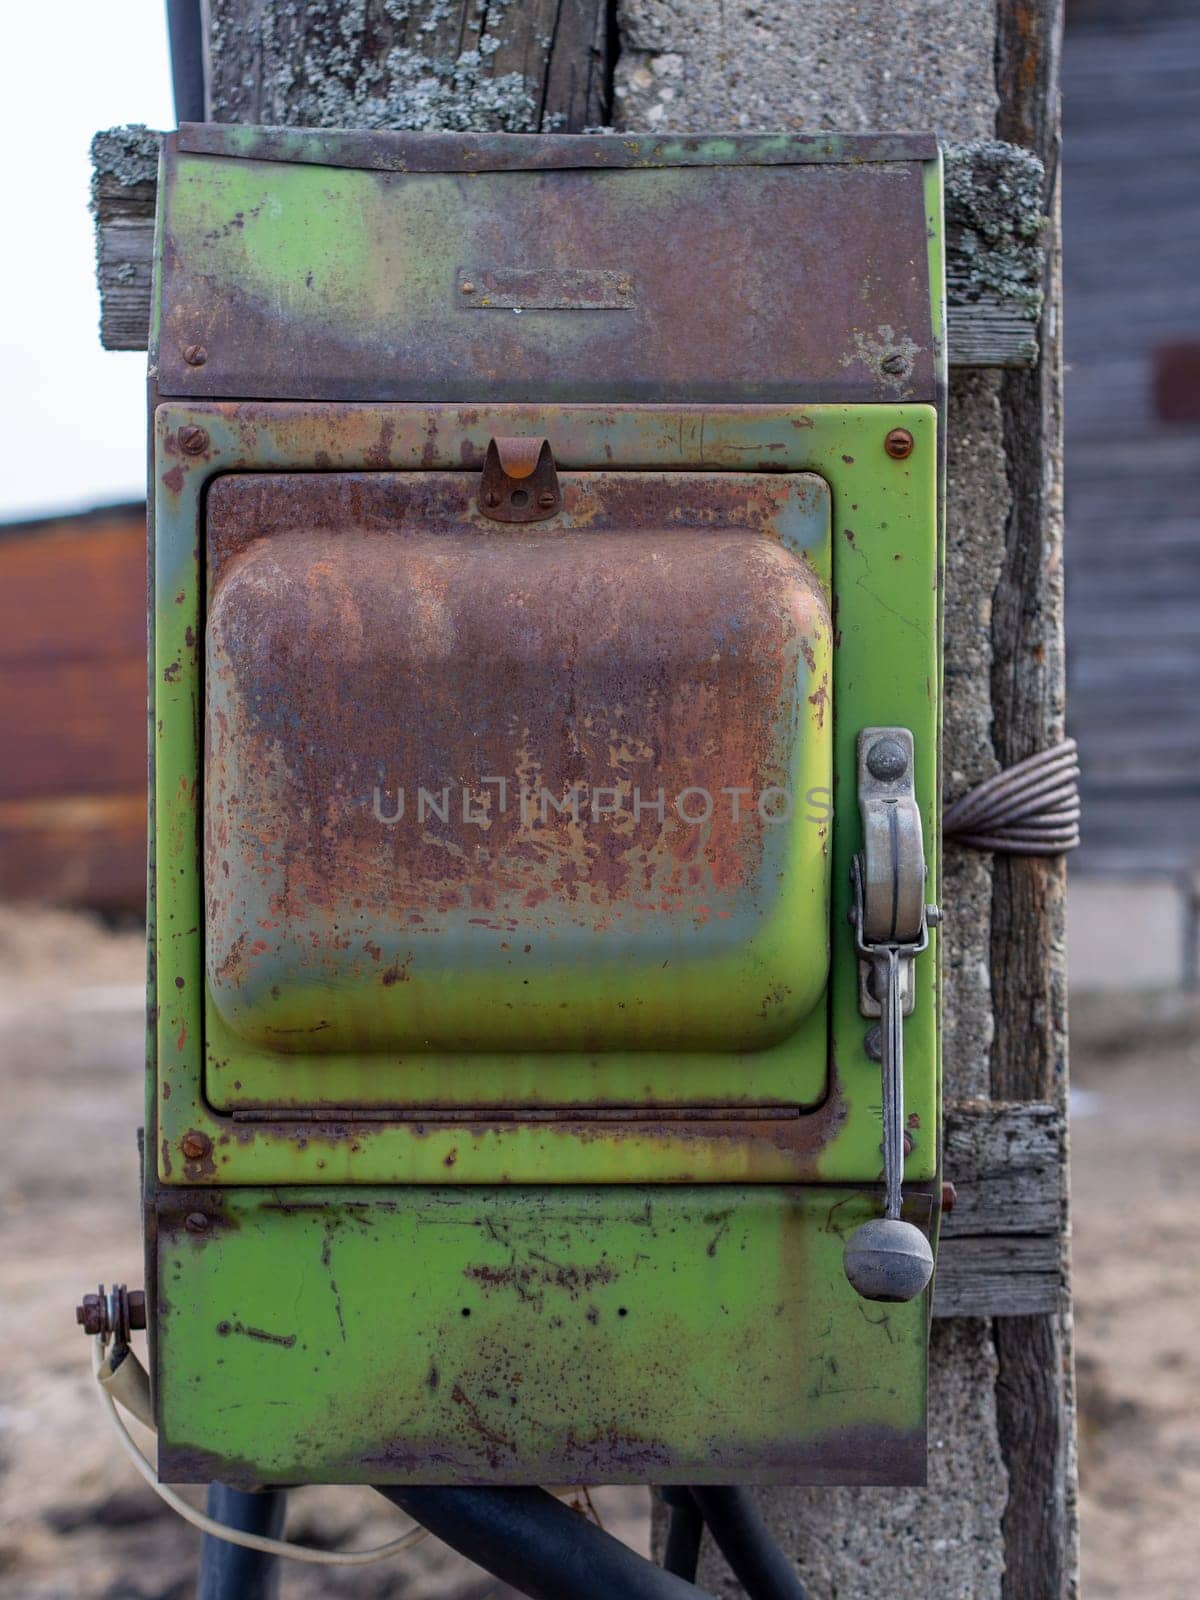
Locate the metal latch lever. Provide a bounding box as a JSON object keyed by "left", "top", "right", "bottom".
{"left": 843, "top": 729, "right": 938, "bottom": 1304}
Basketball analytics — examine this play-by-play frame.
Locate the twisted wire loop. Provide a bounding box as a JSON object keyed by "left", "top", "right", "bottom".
{"left": 943, "top": 738, "right": 1081, "bottom": 855}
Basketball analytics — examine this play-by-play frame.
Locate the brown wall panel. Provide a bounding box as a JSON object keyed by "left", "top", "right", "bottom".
{"left": 0, "top": 507, "right": 146, "bottom": 909}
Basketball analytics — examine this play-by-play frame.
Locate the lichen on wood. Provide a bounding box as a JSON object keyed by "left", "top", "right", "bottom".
{"left": 206, "top": 0, "right": 611, "bottom": 132}
{"left": 90, "top": 125, "right": 160, "bottom": 214}
{"left": 944, "top": 139, "right": 1048, "bottom": 315}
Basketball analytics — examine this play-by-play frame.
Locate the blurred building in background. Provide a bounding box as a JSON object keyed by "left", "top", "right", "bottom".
{"left": 0, "top": 504, "right": 145, "bottom": 911}
{"left": 1064, "top": 0, "right": 1200, "bottom": 987}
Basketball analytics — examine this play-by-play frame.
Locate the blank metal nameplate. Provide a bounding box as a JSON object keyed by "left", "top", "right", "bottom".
{"left": 457, "top": 267, "right": 635, "bottom": 309}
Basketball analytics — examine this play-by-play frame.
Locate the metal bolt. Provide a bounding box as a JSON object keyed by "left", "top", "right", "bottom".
{"left": 182, "top": 343, "right": 208, "bottom": 367}
{"left": 866, "top": 736, "right": 908, "bottom": 781}
{"left": 185, "top": 1212, "right": 210, "bottom": 1234}
{"left": 460, "top": 281, "right": 476, "bottom": 294}
{"left": 538, "top": 491, "right": 557, "bottom": 509}
{"left": 74, "top": 1285, "right": 147, "bottom": 1337}
{"left": 178, "top": 425, "right": 209, "bottom": 456}
{"left": 863, "top": 1024, "right": 883, "bottom": 1062}
{"left": 884, "top": 428, "right": 914, "bottom": 460}
{"left": 181, "top": 1130, "right": 212, "bottom": 1161}
{"left": 76, "top": 1293, "right": 106, "bottom": 1335}
{"left": 880, "top": 352, "right": 907, "bottom": 376}
{"left": 485, "top": 490, "right": 501, "bottom": 508}
{"left": 941, "top": 1181, "right": 958, "bottom": 1214}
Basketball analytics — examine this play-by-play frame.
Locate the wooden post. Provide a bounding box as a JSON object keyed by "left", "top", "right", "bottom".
{"left": 991, "top": 3, "right": 1077, "bottom": 1594}
{"left": 203, "top": 0, "right": 613, "bottom": 132}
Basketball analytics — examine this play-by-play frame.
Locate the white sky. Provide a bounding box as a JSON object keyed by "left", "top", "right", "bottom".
{"left": 0, "top": 0, "right": 175, "bottom": 523}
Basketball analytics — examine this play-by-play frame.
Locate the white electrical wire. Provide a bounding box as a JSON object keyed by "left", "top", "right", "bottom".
{"left": 92, "top": 1336, "right": 430, "bottom": 1566}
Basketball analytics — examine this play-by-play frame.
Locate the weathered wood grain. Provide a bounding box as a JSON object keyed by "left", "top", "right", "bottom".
{"left": 948, "top": 299, "right": 1040, "bottom": 368}
{"left": 90, "top": 128, "right": 1042, "bottom": 367}
{"left": 941, "top": 1099, "right": 1063, "bottom": 1239}
{"left": 992, "top": 0, "right": 1076, "bottom": 1595}
{"left": 934, "top": 1099, "right": 1065, "bottom": 1319}
{"left": 206, "top": 0, "right": 614, "bottom": 133}
{"left": 934, "top": 1237, "right": 1062, "bottom": 1318}
{"left": 91, "top": 126, "right": 160, "bottom": 354}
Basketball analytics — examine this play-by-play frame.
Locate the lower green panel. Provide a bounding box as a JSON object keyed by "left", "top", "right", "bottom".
{"left": 154, "top": 1185, "right": 929, "bottom": 1487}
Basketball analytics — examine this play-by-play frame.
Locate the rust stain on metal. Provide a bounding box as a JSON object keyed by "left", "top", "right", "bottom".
{"left": 157, "top": 138, "right": 938, "bottom": 406}
{"left": 463, "top": 1259, "right": 619, "bottom": 1297}
{"left": 225, "top": 1320, "right": 297, "bottom": 1347}
{"left": 202, "top": 468, "right": 830, "bottom": 1058}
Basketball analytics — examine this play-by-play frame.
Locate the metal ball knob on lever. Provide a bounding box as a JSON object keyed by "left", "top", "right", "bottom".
{"left": 843, "top": 1217, "right": 933, "bottom": 1303}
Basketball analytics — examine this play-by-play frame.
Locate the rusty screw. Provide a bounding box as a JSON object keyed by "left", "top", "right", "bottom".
{"left": 178, "top": 425, "right": 209, "bottom": 457}
{"left": 941, "top": 1180, "right": 958, "bottom": 1214}
{"left": 537, "top": 491, "right": 557, "bottom": 509}
{"left": 880, "top": 352, "right": 908, "bottom": 376}
{"left": 180, "top": 1130, "right": 212, "bottom": 1162}
{"left": 460, "top": 281, "right": 476, "bottom": 295}
{"left": 185, "top": 1211, "right": 210, "bottom": 1234}
{"left": 884, "top": 428, "right": 914, "bottom": 460}
{"left": 182, "top": 343, "right": 208, "bottom": 366}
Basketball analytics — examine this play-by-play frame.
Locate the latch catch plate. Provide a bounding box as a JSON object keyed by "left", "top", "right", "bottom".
{"left": 478, "top": 436, "right": 562, "bottom": 523}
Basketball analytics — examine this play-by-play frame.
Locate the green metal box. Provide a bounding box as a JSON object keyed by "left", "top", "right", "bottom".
{"left": 146, "top": 127, "right": 945, "bottom": 1486}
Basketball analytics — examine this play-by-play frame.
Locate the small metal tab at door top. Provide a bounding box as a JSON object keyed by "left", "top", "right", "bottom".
{"left": 478, "top": 436, "right": 562, "bottom": 522}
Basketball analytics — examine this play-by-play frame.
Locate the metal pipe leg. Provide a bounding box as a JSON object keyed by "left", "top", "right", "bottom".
{"left": 197, "top": 1484, "right": 287, "bottom": 1600}
{"left": 661, "top": 1486, "right": 705, "bottom": 1581}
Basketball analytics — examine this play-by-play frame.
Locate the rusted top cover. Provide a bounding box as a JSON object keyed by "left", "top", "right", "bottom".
{"left": 155, "top": 127, "right": 943, "bottom": 405}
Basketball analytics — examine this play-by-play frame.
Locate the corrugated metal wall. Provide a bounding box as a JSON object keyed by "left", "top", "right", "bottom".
{"left": 1064, "top": 0, "right": 1200, "bottom": 872}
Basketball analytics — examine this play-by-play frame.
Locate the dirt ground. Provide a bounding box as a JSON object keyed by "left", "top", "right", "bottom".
{"left": 1069, "top": 989, "right": 1200, "bottom": 1599}
{"left": 0, "top": 906, "right": 1196, "bottom": 1598}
